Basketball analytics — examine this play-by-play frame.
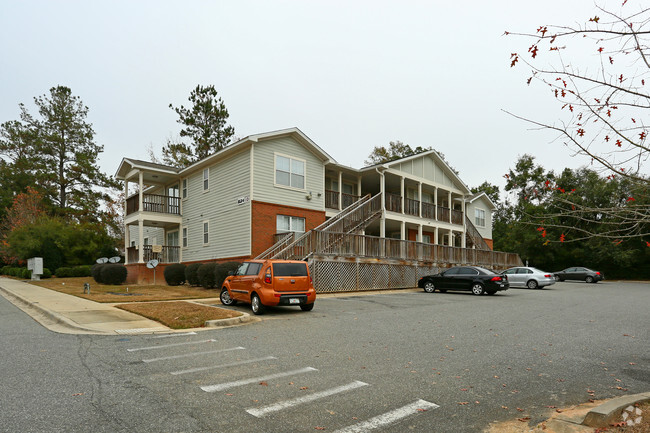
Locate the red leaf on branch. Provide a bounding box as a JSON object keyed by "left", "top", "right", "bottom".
{"left": 560, "top": 233, "right": 566, "bottom": 242}
{"left": 627, "top": 197, "right": 635, "bottom": 202}
{"left": 597, "top": 47, "right": 604, "bottom": 53}
{"left": 615, "top": 139, "right": 622, "bottom": 147}
{"left": 589, "top": 16, "right": 600, "bottom": 23}
{"left": 609, "top": 56, "right": 614, "bottom": 64}
{"left": 604, "top": 135, "right": 610, "bottom": 142}
{"left": 529, "top": 44, "right": 539, "bottom": 58}
{"left": 510, "top": 53, "right": 519, "bottom": 67}
{"left": 619, "top": 74, "right": 624, "bottom": 83}
{"left": 576, "top": 128, "right": 584, "bottom": 136}
{"left": 537, "top": 26, "right": 548, "bottom": 36}
{"left": 640, "top": 131, "right": 646, "bottom": 140}
{"left": 645, "top": 241, "right": 650, "bottom": 247}
{"left": 631, "top": 118, "right": 636, "bottom": 123}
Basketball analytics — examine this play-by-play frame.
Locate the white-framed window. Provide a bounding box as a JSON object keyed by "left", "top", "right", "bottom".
{"left": 203, "top": 168, "right": 209, "bottom": 191}
{"left": 130, "top": 240, "right": 136, "bottom": 247}
{"left": 475, "top": 208, "right": 486, "bottom": 227}
{"left": 276, "top": 215, "right": 306, "bottom": 233}
{"left": 203, "top": 221, "right": 209, "bottom": 244}
{"left": 143, "top": 237, "right": 149, "bottom": 246}
{"left": 422, "top": 234, "right": 431, "bottom": 244}
{"left": 275, "top": 154, "right": 305, "bottom": 189}
{"left": 182, "top": 178, "right": 188, "bottom": 199}
{"left": 182, "top": 227, "right": 188, "bottom": 248}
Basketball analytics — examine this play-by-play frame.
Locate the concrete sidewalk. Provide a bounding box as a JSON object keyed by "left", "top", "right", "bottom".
{"left": 0, "top": 277, "right": 170, "bottom": 335}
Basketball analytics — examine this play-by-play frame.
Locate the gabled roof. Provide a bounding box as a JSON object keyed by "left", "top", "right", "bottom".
{"left": 466, "top": 191, "right": 497, "bottom": 210}
{"left": 115, "top": 158, "right": 180, "bottom": 185}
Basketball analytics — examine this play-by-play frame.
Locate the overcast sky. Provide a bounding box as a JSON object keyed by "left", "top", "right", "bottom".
{"left": 0, "top": 0, "right": 637, "bottom": 197}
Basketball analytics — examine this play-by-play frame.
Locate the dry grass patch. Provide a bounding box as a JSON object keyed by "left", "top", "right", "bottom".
{"left": 32, "top": 277, "right": 219, "bottom": 303}
{"left": 117, "top": 301, "right": 242, "bottom": 329}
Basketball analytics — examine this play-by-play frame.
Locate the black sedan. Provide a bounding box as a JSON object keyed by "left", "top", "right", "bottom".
{"left": 418, "top": 266, "right": 509, "bottom": 295}
{"left": 553, "top": 267, "right": 603, "bottom": 283}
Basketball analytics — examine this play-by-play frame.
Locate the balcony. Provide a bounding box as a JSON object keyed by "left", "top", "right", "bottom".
{"left": 126, "top": 194, "right": 181, "bottom": 216}
{"left": 325, "top": 190, "right": 361, "bottom": 210}
{"left": 127, "top": 245, "right": 180, "bottom": 264}
{"left": 405, "top": 198, "right": 419, "bottom": 216}
{"left": 386, "top": 193, "right": 402, "bottom": 213}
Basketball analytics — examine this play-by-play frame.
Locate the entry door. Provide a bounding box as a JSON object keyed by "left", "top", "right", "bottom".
{"left": 167, "top": 231, "right": 179, "bottom": 246}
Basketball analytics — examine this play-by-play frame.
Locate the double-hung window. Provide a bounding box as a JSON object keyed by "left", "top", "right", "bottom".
{"left": 275, "top": 154, "right": 305, "bottom": 189}
{"left": 203, "top": 168, "right": 209, "bottom": 191}
{"left": 276, "top": 215, "right": 305, "bottom": 233}
{"left": 182, "top": 179, "right": 188, "bottom": 199}
{"left": 203, "top": 221, "right": 209, "bottom": 244}
{"left": 475, "top": 208, "right": 486, "bottom": 227}
{"left": 182, "top": 227, "right": 188, "bottom": 248}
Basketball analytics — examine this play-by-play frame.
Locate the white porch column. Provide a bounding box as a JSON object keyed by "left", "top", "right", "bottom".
{"left": 417, "top": 224, "right": 423, "bottom": 242}
{"left": 400, "top": 220, "right": 406, "bottom": 240}
{"left": 433, "top": 187, "right": 438, "bottom": 221}
{"left": 357, "top": 176, "right": 362, "bottom": 197}
{"left": 450, "top": 229, "right": 455, "bottom": 247}
{"left": 138, "top": 219, "right": 144, "bottom": 263}
{"left": 461, "top": 197, "right": 467, "bottom": 248}
{"left": 447, "top": 191, "right": 452, "bottom": 222}
{"left": 400, "top": 176, "right": 405, "bottom": 214}
{"left": 338, "top": 171, "right": 343, "bottom": 210}
{"left": 138, "top": 172, "right": 144, "bottom": 211}
{"left": 418, "top": 182, "right": 422, "bottom": 218}
{"left": 380, "top": 170, "right": 386, "bottom": 238}
{"left": 434, "top": 227, "right": 438, "bottom": 244}
{"left": 124, "top": 180, "right": 129, "bottom": 264}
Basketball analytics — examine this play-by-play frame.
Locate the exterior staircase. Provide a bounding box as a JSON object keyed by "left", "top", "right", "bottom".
{"left": 464, "top": 216, "right": 491, "bottom": 250}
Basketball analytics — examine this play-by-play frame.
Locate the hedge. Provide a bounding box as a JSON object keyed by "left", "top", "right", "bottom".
{"left": 215, "top": 262, "right": 241, "bottom": 289}
{"left": 55, "top": 265, "right": 92, "bottom": 278}
{"left": 99, "top": 264, "right": 127, "bottom": 285}
{"left": 197, "top": 263, "right": 218, "bottom": 289}
{"left": 164, "top": 263, "right": 186, "bottom": 286}
{"left": 185, "top": 263, "right": 202, "bottom": 286}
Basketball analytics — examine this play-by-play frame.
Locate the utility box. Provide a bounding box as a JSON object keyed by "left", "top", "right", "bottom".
{"left": 27, "top": 257, "right": 43, "bottom": 281}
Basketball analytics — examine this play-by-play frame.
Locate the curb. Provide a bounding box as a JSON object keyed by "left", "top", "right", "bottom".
{"left": 582, "top": 392, "right": 650, "bottom": 428}
{"left": 0, "top": 284, "right": 110, "bottom": 335}
{"left": 204, "top": 312, "right": 260, "bottom": 327}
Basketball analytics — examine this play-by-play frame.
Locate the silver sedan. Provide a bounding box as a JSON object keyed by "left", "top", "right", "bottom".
{"left": 501, "top": 267, "right": 556, "bottom": 289}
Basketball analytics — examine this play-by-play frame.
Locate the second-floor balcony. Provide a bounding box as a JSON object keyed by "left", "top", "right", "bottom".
{"left": 325, "top": 190, "right": 362, "bottom": 210}
{"left": 126, "top": 193, "right": 181, "bottom": 216}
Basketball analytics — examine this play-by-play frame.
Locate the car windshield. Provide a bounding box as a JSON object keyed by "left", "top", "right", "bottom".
{"left": 272, "top": 262, "right": 309, "bottom": 277}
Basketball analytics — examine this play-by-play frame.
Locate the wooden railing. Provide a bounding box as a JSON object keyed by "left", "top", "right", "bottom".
{"left": 127, "top": 245, "right": 180, "bottom": 264}
{"left": 386, "top": 193, "right": 402, "bottom": 213}
{"left": 437, "top": 205, "right": 450, "bottom": 222}
{"left": 126, "top": 194, "right": 181, "bottom": 216}
{"left": 465, "top": 216, "right": 491, "bottom": 250}
{"left": 451, "top": 209, "right": 464, "bottom": 225}
{"left": 342, "top": 193, "right": 360, "bottom": 208}
{"left": 422, "top": 202, "right": 436, "bottom": 220}
{"left": 405, "top": 198, "right": 419, "bottom": 216}
{"left": 325, "top": 190, "right": 338, "bottom": 209}
{"left": 308, "top": 231, "right": 521, "bottom": 268}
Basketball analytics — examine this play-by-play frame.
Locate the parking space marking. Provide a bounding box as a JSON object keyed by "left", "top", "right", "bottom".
{"left": 142, "top": 347, "right": 245, "bottom": 363}
{"left": 200, "top": 367, "right": 318, "bottom": 393}
{"left": 246, "top": 380, "right": 369, "bottom": 418}
{"left": 331, "top": 399, "right": 439, "bottom": 433}
{"left": 152, "top": 332, "right": 197, "bottom": 338}
{"left": 127, "top": 339, "right": 216, "bottom": 352}
{"left": 170, "top": 356, "right": 277, "bottom": 376}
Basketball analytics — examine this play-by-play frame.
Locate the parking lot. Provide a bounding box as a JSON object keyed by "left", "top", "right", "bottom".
{"left": 2, "top": 280, "right": 649, "bottom": 432}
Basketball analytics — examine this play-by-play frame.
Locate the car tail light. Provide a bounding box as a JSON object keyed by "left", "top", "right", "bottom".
{"left": 491, "top": 276, "right": 503, "bottom": 282}
{"left": 264, "top": 271, "right": 271, "bottom": 284}
{"left": 544, "top": 274, "right": 552, "bottom": 278}
{"left": 596, "top": 272, "right": 601, "bottom": 275}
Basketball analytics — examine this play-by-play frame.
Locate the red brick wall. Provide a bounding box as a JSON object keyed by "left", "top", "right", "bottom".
{"left": 251, "top": 201, "right": 326, "bottom": 258}
{"left": 484, "top": 238, "right": 494, "bottom": 250}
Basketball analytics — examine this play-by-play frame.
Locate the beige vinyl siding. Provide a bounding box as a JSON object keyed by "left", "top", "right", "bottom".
{"left": 180, "top": 148, "right": 251, "bottom": 261}
{"left": 252, "top": 136, "right": 325, "bottom": 210}
{"left": 466, "top": 199, "right": 493, "bottom": 240}
{"left": 129, "top": 226, "right": 164, "bottom": 246}
{"left": 393, "top": 155, "right": 460, "bottom": 191}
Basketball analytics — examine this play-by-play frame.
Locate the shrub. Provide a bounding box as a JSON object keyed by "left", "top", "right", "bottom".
{"left": 72, "top": 265, "right": 91, "bottom": 277}
{"left": 55, "top": 267, "right": 72, "bottom": 278}
{"left": 164, "top": 263, "right": 186, "bottom": 286}
{"left": 185, "top": 263, "right": 202, "bottom": 286}
{"left": 215, "top": 261, "right": 241, "bottom": 289}
{"left": 21, "top": 268, "right": 32, "bottom": 279}
{"left": 92, "top": 263, "right": 106, "bottom": 283}
{"left": 41, "top": 268, "right": 52, "bottom": 279}
{"left": 100, "top": 264, "right": 127, "bottom": 285}
{"left": 1, "top": 266, "right": 10, "bottom": 275}
{"left": 197, "top": 262, "right": 218, "bottom": 289}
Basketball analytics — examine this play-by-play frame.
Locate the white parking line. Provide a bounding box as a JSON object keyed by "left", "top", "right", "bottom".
{"left": 170, "top": 356, "right": 277, "bottom": 376}
{"left": 142, "top": 347, "right": 245, "bottom": 363}
{"left": 127, "top": 339, "right": 216, "bottom": 352}
{"left": 246, "top": 380, "right": 369, "bottom": 418}
{"left": 331, "top": 399, "right": 439, "bottom": 433}
{"left": 152, "top": 332, "right": 197, "bottom": 338}
{"left": 200, "top": 367, "right": 318, "bottom": 393}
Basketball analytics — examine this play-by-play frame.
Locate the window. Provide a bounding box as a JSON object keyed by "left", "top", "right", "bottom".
{"left": 143, "top": 237, "right": 149, "bottom": 246}
{"left": 203, "top": 168, "right": 209, "bottom": 191}
{"left": 275, "top": 154, "right": 305, "bottom": 189}
{"left": 203, "top": 221, "right": 209, "bottom": 244}
{"left": 182, "top": 227, "right": 188, "bottom": 248}
{"left": 273, "top": 262, "right": 309, "bottom": 277}
{"left": 276, "top": 215, "right": 305, "bottom": 233}
{"left": 236, "top": 262, "right": 263, "bottom": 276}
{"left": 182, "top": 179, "right": 187, "bottom": 199}
{"left": 421, "top": 234, "right": 431, "bottom": 244}
{"left": 475, "top": 208, "right": 486, "bottom": 227}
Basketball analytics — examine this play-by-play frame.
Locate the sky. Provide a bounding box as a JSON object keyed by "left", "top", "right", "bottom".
{"left": 0, "top": 0, "right": 638, "bottom": 198}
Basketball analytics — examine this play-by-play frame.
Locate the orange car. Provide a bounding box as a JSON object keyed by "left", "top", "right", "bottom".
{"left": 220, "top": 260, "right": 316, "bottom": 315}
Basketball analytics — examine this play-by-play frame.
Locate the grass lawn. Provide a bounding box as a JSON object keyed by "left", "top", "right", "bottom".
{"left": 32, "top": 277, "right": 220, "bottom": 303}
{"left": 117, "top": 301, "right": 242, "bottom": 329}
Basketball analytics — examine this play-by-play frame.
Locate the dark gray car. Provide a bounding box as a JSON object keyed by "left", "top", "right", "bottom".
{"left": 554, "top": 267, "right": 603, "bottom": 283}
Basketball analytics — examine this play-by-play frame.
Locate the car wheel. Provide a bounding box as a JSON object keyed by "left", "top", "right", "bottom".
{"left": 526, "top": 280, "right": 538, "bottom": 289}
{"left": 251, "top": 294, "right": 265, "bottom": 315}
{"left": 423, "top": 281, "right": 435, "bottom": 293}
{"left": 471, "top": 283, "right": 485, "bottom": 296}
{"left": 220, "top": 288, "right": 237, "bottom": 306}
{"left": 300, "top": 303, "right": 314, "bottom": 312}
{"left": 585, "top": 276, "right": 594, "bottom": 283}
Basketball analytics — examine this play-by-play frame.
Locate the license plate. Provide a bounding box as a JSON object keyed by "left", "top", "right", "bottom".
{"left": 289, "top": 298, "right": 300, "bottom": 304}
